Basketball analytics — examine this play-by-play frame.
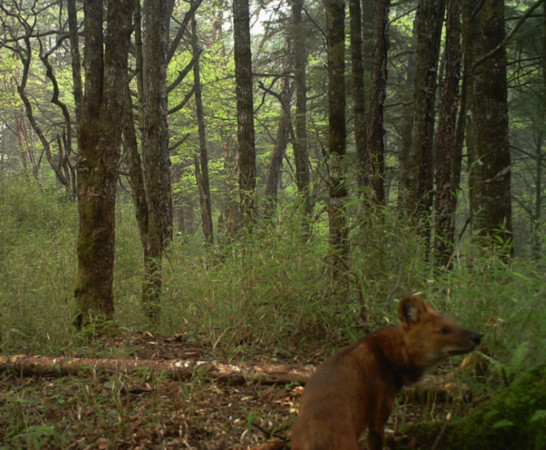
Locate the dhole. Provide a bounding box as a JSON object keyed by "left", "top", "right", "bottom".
{"left": 291, "top": 296, "right": 480, "bottom": 450}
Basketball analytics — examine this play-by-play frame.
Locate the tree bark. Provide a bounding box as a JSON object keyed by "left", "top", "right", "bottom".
{"left": 432, "top": 0, "right": 461, "bottom": 268}
{"left": 365, "top": 0, "right": 389, "bottom": 204}
{"left": 531, "top": 0, "right": 545, "bottom": 260}
{"left": 327, "top": 0, "right": 348, "bottom": 280}
{"left": 191, "top": 15, "right": 214, "bottom": 244}
{"left": 67, "top": 0, "right": 83, "bottom": 128}
{"left": 349, "top": 0, "right": 367, "bottom": 192}
{"left": 0, "top": 355, "right": 314, "bottom": 386}
{"left": 140, "top": 0, "right": 174, "bottom": 322}
{"left": 233, "top": 0, "right": 257, "bottom": 225}
{"left": 74, "top": 0, "right": 136, "bottom": 328}
{"left": 291, "top": 0, "right": 312, "bottom": 217}
{"left": 263, "top": 63, "right": 292, "bottom": 214}
{"left": 463, "top": 0, "right": 512, "bottom": 251}
{"left": 397, "top": 18, "right": 418, "bottom": 208}
{"left": 402, "top": 0, "right": 446, "bottom": 230}
{"left": 223, "top": 141, "right": 242, "bottom": 238}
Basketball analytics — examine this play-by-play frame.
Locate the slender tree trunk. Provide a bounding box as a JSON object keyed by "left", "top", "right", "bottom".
{"left": 291, "top": 0, "right": 312, "bottom": 216}
{"left": 361, "top": 0, "right": 374, "bottom": 111}
{"left": 121, "top": 71, "right": 148, "bottom": 249}
{"left": 402, "top": 0, "right": 446, "bottom": 230}
{"left": 67, "top": 0, "right": 83, "bottom": 128}
{"left": 233, "top": 0, "right": 257, "bottom": 225}
{"left": 463, "top": 0, "right": 512, "bottom": 251}
{"left": 432, "top": 0, "right": 461, "bottom": 268}
{"left": 397, "top": 18, "right": 418, "bottom": 207}
{"left": 264, "top": 46, "right": 292, "bottom": 214}
{"left": 533, "top": 1, "right": 546, "bottom": 260}
{"left": 531, "top": 132, "right": 543, "bottom": 261}
{"left": 349, "top": 0, "right": 367, "bottom": 192}
{"left": 74, "top": 0, "right": 135, "bottom": 328}
{"left": 365, "top": 0, "right": 389, "bottom": 204}
{"left": 223, "top": 141, "right": 241, "bottom": 238}
{"left": 327, "top": 0, "right": 348, "bottom": 280}
{"left": 191, "top": 16, "right": 213, "bottom": 244}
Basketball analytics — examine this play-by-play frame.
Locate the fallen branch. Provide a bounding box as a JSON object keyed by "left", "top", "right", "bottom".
{"left": 0, "top": 354, "right": 315, "bottom": 385}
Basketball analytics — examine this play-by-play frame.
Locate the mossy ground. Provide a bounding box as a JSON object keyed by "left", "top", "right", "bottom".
{"left": 391, "top": 364, "right": 546, "bottom": 450}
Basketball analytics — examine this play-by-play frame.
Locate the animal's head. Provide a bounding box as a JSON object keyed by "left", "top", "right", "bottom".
{"left": 398, "top": 296, "right": 481, "bottom": 370}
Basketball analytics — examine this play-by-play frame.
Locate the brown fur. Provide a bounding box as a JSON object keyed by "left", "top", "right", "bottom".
{"left": 291, "top": 296, "right": 481, "bottom": 450}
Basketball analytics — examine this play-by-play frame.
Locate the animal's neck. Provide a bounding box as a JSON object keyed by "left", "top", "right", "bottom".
{"left": 371, "top": 327, "right": 426, "bottom": 387}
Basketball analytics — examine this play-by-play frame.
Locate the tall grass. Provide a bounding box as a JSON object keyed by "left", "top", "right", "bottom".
{"left": 1, "top": 179, "right": 544, "bottom": 373}
{"left": 0, "top": 179, "right": 76, "bottom": 353}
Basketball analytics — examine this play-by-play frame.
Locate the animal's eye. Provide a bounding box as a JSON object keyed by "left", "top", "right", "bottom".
{"left": 439, "top": 327, "right": 451, "bottom": 335}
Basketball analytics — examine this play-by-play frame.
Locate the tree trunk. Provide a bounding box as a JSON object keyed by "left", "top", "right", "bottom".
{"left": 432, "top": 0, "right": 461, "bottom": 268}
{"left": 463, "top": 0, "right": 512, "bottom": 251}
{"left": 0, "top": 354, "right": 314, "bottom": 386}
{"left": 74, "top": 0, "right": 136, "bottom": 328}
{"left": 397, "top": 18, "right": 418, "bottom": 208}
{"left": 365, "top": 0, "right": 389, "bottom": 204}
{"left": 263, "top": 57, "right": 292, "bottom": 214}
{"left": 402, "top": 0, "right": 446, "bottom": 230}
{"left": 532, "top": 1, "right": 545, "bottom": 260}
{"left": 327, "top": 0, "right": 348, "bottom": 280}
{"left": 233, "top": 0, "right": 257, "bottom": 225}
{"left": 191, "top": 16, "right": 214, "bottom": 244}
{"left": 121, "top": 71, "right": 148, "bottom": 250}
{"left": 67, "top": 0, "right": 83, "bottom": 128}
{"left": 291, "top": 0, "right": 312, "bottom": 217}
{"left": 223, "top": 141, "right": 241, "bottom": 238}
{"left": 140, "top": 0, "right": 173, "bottom": 322}
{"left": 349, "top": 0, "right": 367, "bottom": 192}
{"left": 361, "top": 0, "right": 374, "bottom": 111}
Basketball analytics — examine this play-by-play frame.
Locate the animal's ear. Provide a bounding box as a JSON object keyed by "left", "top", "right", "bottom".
{"left": 399, "top": 296, "right": 427, "bottom": 327}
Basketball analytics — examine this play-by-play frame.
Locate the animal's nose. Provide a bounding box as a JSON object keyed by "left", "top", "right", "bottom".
{"left": 469, "top": 330, "right": 481, "bottom": 346}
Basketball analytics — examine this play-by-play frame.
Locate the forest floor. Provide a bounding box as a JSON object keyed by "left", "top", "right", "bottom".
{"left": 0, "top": 332, "right": 468, "bottom": 449}
{"left": 0, "top": 332, "right": 302, "bottom": 449}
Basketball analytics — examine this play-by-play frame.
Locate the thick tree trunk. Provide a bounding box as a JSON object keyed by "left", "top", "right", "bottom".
{"left": 432, "top": 0, "right": 461, "bottom": 268}
{"left": 327, "top": 0, "right": 348, "bottom": 280}
{"left": 291, "top": 0, "right": 312, "bottom": 216}
{"left": 140, "top": 0, "right": 173, "bottom": 322}
{"left": 402, "top": 0, "right": 446, "bottom": 230}
{"left": 74, "top": 0, "right": 135, "bottom": 328}
{"left": 463, "top": 0, "right": 512, "bottom": 250}
{"left": 233, "top": 0, "right": 257, "bottom": 225}
{"left": 192, "top": 16, "right": 214, "bottom": 244}
{"left": 365, "top": 0, "right": 389, "bottom": 204}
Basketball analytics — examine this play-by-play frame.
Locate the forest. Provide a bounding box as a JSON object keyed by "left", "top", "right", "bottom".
{"left": 0, "top": 0, "right": 544, "bottom": 448}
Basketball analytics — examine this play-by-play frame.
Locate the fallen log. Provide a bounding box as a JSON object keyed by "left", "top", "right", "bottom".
{"left": 0, "top": 354, "right": 315, "bottom": 385}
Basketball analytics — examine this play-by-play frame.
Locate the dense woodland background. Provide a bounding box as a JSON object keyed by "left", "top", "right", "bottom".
{"left": 0, "top": 0, "right": 545, "bottom": 447}
{"left": 0, "top": 0, "right": 544, "bottom": 342}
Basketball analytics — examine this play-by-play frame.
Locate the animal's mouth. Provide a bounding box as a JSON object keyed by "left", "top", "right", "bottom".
{"left": 448, "top": 344, "right": 477, "bottom": 356}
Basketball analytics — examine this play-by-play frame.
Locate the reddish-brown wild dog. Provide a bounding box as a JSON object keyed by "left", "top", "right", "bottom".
{"left": 291, "top": 296, "right": 481, "bottom": 450}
